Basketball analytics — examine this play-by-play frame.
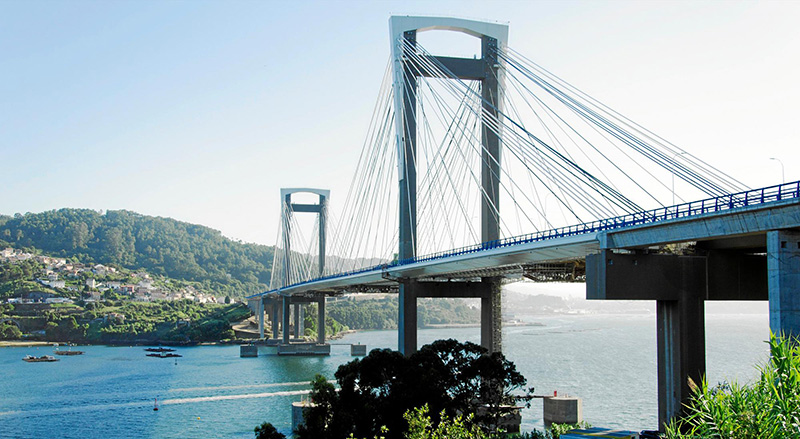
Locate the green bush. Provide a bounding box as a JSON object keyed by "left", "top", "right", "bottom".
{"left": 0, "top": 321, "right": 22, "bottom": 340}
{"left": 665, "top": 333, "right": 800, "bottom": 438}
{"left": 254, "top": 422, "right": 285, "bottom": 439}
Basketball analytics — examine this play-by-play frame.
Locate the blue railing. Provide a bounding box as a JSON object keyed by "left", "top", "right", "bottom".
{"left": 251, "top": 180, "right": 799, "bottom": 298}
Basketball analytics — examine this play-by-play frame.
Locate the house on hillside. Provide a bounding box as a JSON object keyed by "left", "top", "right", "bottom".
{"left": 24, "top": 291, "right": 55, "bottom": 302}
{"left": 48, "top": 280, "right": 66, "bottom": 289}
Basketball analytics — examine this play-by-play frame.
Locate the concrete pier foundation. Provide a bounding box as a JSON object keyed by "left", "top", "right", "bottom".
{"left": 543, "top": 396, "right": 582, "bottom": 427}
{"left": 240, "top": 345, "right": 258, "bottom": 357}
{"left": 277, "top": 343, "right": 331, "bottom": 356}
{"left": 768, "top": 230, "right": 800, "bottom": 339}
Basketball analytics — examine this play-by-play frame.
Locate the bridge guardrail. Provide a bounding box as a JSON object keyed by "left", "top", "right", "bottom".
{"left": 255, "top": 180, "right": 799, "bottom": 297}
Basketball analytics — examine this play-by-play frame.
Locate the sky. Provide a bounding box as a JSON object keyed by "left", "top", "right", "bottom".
{"left": 2, "top": 0, "right": 799, "bottom": 246}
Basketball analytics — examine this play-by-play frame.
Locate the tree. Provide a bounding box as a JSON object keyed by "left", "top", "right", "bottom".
{"left": 254, "top": 422, "right": 285, "bottom": 439}
{"left": 296, "top": 339, "right": 534, "bottom": 439}
{"left": 0, "top": 321, "right": 22, "bottom": 340}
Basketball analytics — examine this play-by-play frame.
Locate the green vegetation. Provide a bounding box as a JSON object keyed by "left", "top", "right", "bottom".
{"left": 22, "top": 300, "right": 250, "bottom": 344}
{"left": 665, "top": 333, "right": 800, "bottom": 438}
{"left": 404, "top": 405, "right": 489, "bottom": 439}
{"left": 0, "top": 259, "right": 52, "bottom": 300}
{"left": 295, "top": 339, "right": 533, "bottom": 439}
{"left": 348, "top": 407, "right": 589, "bottom": 439}
{"left": 0, "top": 209, "right": 274, "bottom": 297}
{"left": 254, "top": 422, "right": 286, "bottom": 439}
{"left": 327, "top": 296, "right": 479, "bottom": 330}
{"left": 0, "top": 321, "right": 22, "bottom": 340}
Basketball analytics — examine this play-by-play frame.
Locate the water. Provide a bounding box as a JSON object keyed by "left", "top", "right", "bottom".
{"left": 0, "top": 313, "right": 769, "bottom": 438}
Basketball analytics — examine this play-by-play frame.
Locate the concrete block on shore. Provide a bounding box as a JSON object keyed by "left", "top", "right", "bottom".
{"left": 543, "top": 395, "right": 582, "bottom": 427}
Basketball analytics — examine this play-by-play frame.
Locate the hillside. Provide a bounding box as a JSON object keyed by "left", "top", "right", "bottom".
{"left": 0, "top": 209, "right": 273, "bottom": 297}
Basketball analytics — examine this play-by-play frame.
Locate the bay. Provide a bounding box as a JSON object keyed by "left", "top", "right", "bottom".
{"left": 0, "top": 313, "right": 769, "bottom": 438}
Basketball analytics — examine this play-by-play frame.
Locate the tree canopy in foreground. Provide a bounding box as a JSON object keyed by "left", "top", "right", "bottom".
{"left": 296, "top": 339, "right": 534, "bottom": 439}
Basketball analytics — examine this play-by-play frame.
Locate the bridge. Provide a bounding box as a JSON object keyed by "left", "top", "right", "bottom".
{"left": 248, "top": 16, "right": 800, "bottom": 430}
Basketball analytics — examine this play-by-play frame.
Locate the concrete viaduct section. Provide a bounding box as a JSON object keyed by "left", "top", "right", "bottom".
{"left": 390, "top": 16, "right": 508, "bottom": 355}
{"left": 586, "top": 199, "right": 800, "bottom": 429}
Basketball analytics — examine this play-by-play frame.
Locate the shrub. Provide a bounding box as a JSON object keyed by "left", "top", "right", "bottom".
{"left": 254, "top": 422, "right": 285, "bottom": 439}
{"left": 665, "top": 333, "right": 800, "bottom": 438}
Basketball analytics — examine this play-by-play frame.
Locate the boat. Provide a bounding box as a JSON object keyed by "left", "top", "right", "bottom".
{"left": 22, "top": 355, "right": 59, "bottom": 363}
{"left": 153, "top": 397, "right": 159, "bottom": 411}
{"left": 146, "top": 352, "right": 182, "bottom": 358}
{"left": 144, "top": 347, "right": 176, "bottom": 352}
{"left": 54, "top": 350, "right": 85, "bottom": 355}
{"left": 53, "top": 343, "right": 84, "bottom": 355}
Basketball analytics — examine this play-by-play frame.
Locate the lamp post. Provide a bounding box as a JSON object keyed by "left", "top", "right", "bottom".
{"left": 672, "top": 151, "right": 688, "bottom": 205}
{"left": 769, "top": 157, "right": 785, "bottom": 184}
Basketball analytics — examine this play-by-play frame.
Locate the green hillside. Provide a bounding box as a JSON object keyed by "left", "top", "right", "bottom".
{"left": 0, "top": 209, "right": 273, "bottom": 297}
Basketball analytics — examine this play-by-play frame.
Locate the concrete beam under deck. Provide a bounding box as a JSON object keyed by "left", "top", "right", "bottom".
{"left": 600, "top": 199, "right": 800, "bottom": 250}
{"left": 586, "top": 250, "right": 768, "bottom": 301}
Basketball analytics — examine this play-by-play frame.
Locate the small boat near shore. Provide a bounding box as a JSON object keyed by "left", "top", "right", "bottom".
{"left": 53, "top": 343, "right": 85, "bottom": 355}
{"left": 54, "top": 350, "right": 85, "bottom": 355}
{"left": 146, "top": 352, "right": 182, "bottom": 358}
{"left": 22, "top": 355, "right": 59, "bottom": 363}
{"left": 144, "top": 347, "right": 176, "bottom": 352}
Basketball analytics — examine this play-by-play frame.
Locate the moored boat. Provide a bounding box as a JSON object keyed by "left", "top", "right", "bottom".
{"left": 144, "top": 347, "right": 176, "bottom": 352}
{"left": 146, "top": 352, "right": 182, "bottom": 358}
{"left": 22, "top": 355, "right": 59, "bottom": 362}
{"left": 54, "top": 350, "right": 85, "bottom": 355}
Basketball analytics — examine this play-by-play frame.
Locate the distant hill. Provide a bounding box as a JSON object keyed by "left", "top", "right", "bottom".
{"left": 0, "top": 209, "right": 273, "bottom": 297}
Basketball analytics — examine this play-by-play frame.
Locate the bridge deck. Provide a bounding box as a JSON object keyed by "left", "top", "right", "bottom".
{"left": 249, "top": 181, "right": 800, "bottom": 299}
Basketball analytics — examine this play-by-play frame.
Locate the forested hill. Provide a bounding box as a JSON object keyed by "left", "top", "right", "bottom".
{"left": 0, "top": 209, "right": 273, "bottom": 297}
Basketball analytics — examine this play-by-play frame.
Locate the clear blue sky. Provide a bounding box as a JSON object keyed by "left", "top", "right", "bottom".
{"left": 2, "top": 1, "right": 798, "bottom": 245}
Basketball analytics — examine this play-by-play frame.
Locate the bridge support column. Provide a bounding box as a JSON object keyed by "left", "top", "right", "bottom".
{"left": 317, "top": 296, "right": 326, "bottom": 344}
{"left": 656, "top": 290, "right": 705, "bottom": 430}
{"left": 282, "top": 296, "right": 291, "bottom": 344}
{"left": 271, "top": 301, "right": 280, "bottom": 340}
{"left": 480, "top": 277, "right": 502, "bottom": 353}
{"left": 768, "top": 230, "right": 800, "bottom": 339}
{"left": 293, "top": 303, "right": 304, "bottom": 339}
{"left": 258, "top": 298, "right": 265, "bottom": 339}
{"left": 399, "top": 281, "right": 418, "bottom": 355}
{"left": 587, "top": 251, "right": 706, "bottom": 430}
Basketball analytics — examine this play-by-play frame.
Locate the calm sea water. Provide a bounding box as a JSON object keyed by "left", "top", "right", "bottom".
{"left": 0, "top": 313, "right": 769, "bottom": 438}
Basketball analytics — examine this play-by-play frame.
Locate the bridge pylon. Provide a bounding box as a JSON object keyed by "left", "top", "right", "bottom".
{"left": 390, "top": 16, "right": 508, "bottom": 354}
{"left": 259, "top": 188, "right": 330, "bottom": 354}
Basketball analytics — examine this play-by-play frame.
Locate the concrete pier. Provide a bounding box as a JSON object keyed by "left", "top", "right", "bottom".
{"left": 291, "top": 400, "right": 314, "bottom": 431}
{"left": 543, "top": 396, "right": 582, "bottom": 427}
{"left": 768, "top": 230, "right": 800, "bottom": 338}
{"left": 277, "top": 343, "right": 331, "bottom": 356}
{"left": 351, "top": 344, "right": 367, "bottom": 356}
{"left": 239, "top": 345, "right": 258, "bottom": 357}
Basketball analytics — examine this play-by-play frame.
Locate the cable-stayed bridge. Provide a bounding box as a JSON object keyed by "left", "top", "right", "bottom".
{"left": 248, "top": 16, "right": 800, "bottom": 429}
